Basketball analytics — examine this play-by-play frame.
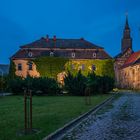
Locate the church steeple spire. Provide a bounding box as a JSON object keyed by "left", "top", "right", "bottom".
{"left": 121, "top": 14, "right": 132, "bottom": 53}
{"left": 125, "top": 14, "right": 129, "bottom": 29}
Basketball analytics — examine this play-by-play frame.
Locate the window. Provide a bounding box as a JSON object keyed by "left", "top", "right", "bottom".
{"left": 78, "top": 64, "right": 85, "bottom": 71}
{"left": 93, "top": 53, "right": 96, "bottom": 58}
{"left": 71, "top": 52, "right": 75, "bottom": 58}
{"left": 132, "top": 69, "right": 135, "bottom": 75}
{"left": 18, "top": 64, "right": 22, "bottom": 71}
{"left": 28, "top": 62, "right": 33, "bottom": 70}
{"left": 71, "top": 64, "right": 75, "bottom": 70}
{"left": 50, "top": 52, "right": 54, "bottom": 57}
{"left": 28, "top": 52, "right": 33, "bottom": 57}
{"left": 92, "top": 65, "right": 96, "bottom": 71}
{"left": 82, "top": 64, "right": 85, "bottom": 70}
{"left": 124, "top": 73, "right": 126, "bottom": 77}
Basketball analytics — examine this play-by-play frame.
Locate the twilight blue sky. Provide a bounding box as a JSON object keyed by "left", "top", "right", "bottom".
{"left": 0, "top": 0, "right": 140, "bottom": 64}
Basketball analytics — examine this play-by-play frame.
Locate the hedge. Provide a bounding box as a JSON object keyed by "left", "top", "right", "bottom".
{"left": 64, "top": 71, "right": 115, "bottom": 96}
{"left": 8, "top": 76, "right": 61, "bottom": 95}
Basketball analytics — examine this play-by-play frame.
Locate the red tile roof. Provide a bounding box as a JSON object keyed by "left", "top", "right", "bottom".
{"left": 123, "top": 50, "right": 140, "bottom": 67}
{"left": 20, "top": 38, "right": 103, "bottom": 49}
{"left": 11, "top": 37, "right": 112, "bottom": 60}
{"left": 11, "top": 49, "right": 111, "bottom": 60}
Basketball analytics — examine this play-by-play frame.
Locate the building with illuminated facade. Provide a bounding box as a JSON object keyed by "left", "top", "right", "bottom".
{"left": 114, "top": 16, "right": 140, "bottom": 89}
{"left": 11, "top": 36, "right": 112, "bottom": 83}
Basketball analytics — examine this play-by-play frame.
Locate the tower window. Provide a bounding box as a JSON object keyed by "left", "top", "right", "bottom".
{"left": 71, "top": 52, "right": 75, "bottom": 58}
{"left": 18, "top": 63, "right": 22, "bottom": 71}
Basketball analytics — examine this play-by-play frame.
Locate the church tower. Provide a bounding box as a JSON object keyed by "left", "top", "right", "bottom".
{"left": 121, "top": 15, "right": 132, "bottom": 53}
{"left": 114, "top": 15, "right": 133, "bottom": 88}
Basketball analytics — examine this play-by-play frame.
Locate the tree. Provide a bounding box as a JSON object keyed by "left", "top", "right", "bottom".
{"left": 64, "top": 71, "right": 87, "bottom": 96}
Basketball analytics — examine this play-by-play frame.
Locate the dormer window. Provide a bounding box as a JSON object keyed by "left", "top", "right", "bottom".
{"left": 71, "top": 52, "right": 75, "bottom": 58}
{"left": 50, "top": 52, "right": 54, "bottom": 57}
{"left": 28, "top": 52, "right": 33, "bottom": 57}
{"left": 93, "top": 53, "right": 96, "bottom": 58}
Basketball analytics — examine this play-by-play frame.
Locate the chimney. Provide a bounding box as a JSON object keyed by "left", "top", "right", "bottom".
{"left": 46, "top": 34, "right": 49, "bottom": 42}
{"left": 53, "top": 35, "right": 56, "bottom": 41}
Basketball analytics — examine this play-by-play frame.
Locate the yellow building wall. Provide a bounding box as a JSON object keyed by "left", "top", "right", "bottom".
{"left": 13, "top": 60, "right": 40, "bottom": 78}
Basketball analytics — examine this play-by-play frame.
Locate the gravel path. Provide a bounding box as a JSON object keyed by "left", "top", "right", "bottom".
{"left": 60, "top": 92, "right": 140, "bottom": 140}
{"left": 0, "top": 93, "right": 12, "bottom": 96}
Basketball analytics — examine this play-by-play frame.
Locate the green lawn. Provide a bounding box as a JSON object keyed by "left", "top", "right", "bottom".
{"left": 0, "top": 94, "right": 112, "bottom": 140}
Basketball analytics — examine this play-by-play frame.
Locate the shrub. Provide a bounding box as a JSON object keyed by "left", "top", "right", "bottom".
{"left": 64, "top": 71, "right": 115, "bottom": 96}
{"left": 64, "top": 71, "right": 87, "bottom": 96}
{"left": 31, "top": 77, "right": 61, "bottom": 95}
{"left": 8, "top": 76, "right": 61, "bottom": 95}
{"left": 86, "top": 72, "right": 98, "bottom": 94}
{"left": 0, "top": 75, "right": 9, "bottom": 92}
{"left": 8, "top": 77, "right": 24, "bottom": 94}
{"left": 8, "top": 71, "right": 114, "bottom": 95}
{"left": 88, "top": 74, "right": 114, "bottom": 94}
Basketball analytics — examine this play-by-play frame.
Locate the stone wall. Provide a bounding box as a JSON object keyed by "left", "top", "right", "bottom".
{"left": 114, "top": 48, "right": 133, "bottom": 87}
{"left": 119, "top": 64, "right": 140, "bottom": 89}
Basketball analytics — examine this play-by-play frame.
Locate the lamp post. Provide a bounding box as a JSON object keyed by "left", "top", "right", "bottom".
{"left": 0, "top": 69, "right": 3, "bottom": 96}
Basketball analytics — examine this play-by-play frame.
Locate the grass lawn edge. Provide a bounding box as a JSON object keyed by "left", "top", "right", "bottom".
{"left": 43, "top": 94, "right": 116, "bottom": 140}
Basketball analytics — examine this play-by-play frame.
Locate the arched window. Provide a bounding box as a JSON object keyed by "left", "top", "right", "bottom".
{"left": 71, "top": 52, "right": 75, "bottom": 58}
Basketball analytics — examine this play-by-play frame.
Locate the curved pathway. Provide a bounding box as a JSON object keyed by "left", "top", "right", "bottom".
{"left": 60, "top": 92, "right": 140, "bottom": 140}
